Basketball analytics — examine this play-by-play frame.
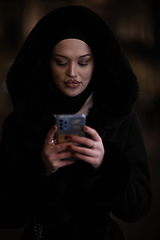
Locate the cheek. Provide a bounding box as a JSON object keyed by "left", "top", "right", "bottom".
{"left": 51, "top": 66, "right": 63, "bottom": 80}
{"left": 82, "top": 67, "right": 94, "bottom": 80}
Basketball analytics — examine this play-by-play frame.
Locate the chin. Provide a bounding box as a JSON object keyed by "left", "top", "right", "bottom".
{"left": 66, "top": 93, "right": 79, "bottom": 97}
{"left": 64, "top": 90, "right": 82, "bottom": 97}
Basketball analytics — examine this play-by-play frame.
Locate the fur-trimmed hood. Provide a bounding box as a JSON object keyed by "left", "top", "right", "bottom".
{"left": 6, "top": 5, "right": 139, "bottom": 138}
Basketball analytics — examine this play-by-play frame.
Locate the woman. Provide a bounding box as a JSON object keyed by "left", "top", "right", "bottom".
{"left": 0, "top": 5, "right": 152, "bottom": 240}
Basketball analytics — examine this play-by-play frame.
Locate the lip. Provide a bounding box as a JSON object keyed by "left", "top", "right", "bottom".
{"left": 64, "top": 80, "right": 81, "bottom": 88}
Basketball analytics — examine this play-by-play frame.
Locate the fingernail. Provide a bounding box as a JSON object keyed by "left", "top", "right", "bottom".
{"left": 67, "top": 135, "right": 72, "bottom": 139}
{"left": 84, "top": 126, "right": 88, "bottom": 130}
{"left": 53, "top": 126, "right": 56, "bottom": 130}
{"left": 67, "top": 145, "right": 72, "bottom": 149}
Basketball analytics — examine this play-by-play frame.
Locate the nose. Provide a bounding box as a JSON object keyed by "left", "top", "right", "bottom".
{"left": 66, "top": 62, "right": 77, "bottom": 77}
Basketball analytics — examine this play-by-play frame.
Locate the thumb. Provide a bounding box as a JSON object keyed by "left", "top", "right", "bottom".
{"left": 45, "top": 125, "right": 57, "bottom": 143}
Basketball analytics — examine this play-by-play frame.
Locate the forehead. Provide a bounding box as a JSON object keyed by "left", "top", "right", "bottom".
{"left": 52, "top": 39, "right": 92, "bottom": 56}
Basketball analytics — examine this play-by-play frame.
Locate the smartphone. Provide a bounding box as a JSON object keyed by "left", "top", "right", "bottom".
{"left": 55, "top": 114, "right": 86, "bottom": 160}
{"left": 56, "top": 114, "right": 86, "bottom": 144}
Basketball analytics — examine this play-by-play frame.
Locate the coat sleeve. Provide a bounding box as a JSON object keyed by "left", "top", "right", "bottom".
{"left": 0, "top": 113, "right": 70, "bottom": 229}
{"left": 77, "top": 110, "right": 152, "bottom": 222}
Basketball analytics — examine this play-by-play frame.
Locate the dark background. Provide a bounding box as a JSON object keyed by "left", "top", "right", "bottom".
{"left": 0, "top": 0, "right": 160, "bottom": 239}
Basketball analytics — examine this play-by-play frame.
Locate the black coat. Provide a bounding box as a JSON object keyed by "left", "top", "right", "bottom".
{"left": 0, "top": 6, "right": 152, "bottom": 240}
{"left": 0, "top": 109, "right": 152, "bottom": 240}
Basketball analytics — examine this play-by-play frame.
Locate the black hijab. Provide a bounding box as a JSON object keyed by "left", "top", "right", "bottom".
{"left": 6, "top": 5, "right": 139, "bottom": 139}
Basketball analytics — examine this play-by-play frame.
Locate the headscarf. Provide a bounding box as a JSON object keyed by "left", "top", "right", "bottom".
{"left": 6, "top": 5, "right": 139, "bottom": 139}
{"left": 7, "top": 5, "right": 98, "bottom": 116}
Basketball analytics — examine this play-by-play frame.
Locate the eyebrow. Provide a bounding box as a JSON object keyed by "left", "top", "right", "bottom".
{"left": 79, "top": 54, "right": 91, "bottom": 59}
{"left": 54, "top": 54, "right": 91, "bottom": 59}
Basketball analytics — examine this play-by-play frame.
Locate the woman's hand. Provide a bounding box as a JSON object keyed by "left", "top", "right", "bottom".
{"left": 41, "top": 125, "right": 76, "bottom": 174}
{"left": 67, "top": 126, "right": 105, "bottom": 169}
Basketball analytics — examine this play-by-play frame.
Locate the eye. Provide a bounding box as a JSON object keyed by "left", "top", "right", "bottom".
{"left": 78, "top": 59, "right": 90, "bottom": 66}
{"left": 57, "top": 62, "right": 67, "bottom": 66}
{"left": 56, "top": 60, "right": 67, "bottom": 66}
{"left": 79, "top": 63, "right": 88, "bottom": 66}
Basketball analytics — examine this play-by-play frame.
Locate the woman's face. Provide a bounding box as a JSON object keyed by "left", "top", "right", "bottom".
{"left": 50, "top": 39, "right": 94, "bottom": 97}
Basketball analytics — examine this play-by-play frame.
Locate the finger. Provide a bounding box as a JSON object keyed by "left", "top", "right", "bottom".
{"left": 55, "top": 141, "right": 77, "bottom": 153}
{"left": 47, "top": 157, "right": 75, "bottom": 173}
{"left": 54, "top": 159, "right": 76, "bottom": 169}
{"left": 84, "top": 126, "right": 101, "bottom": 141}
{"left": 67, "top": 135, "right": 96, "bottom": 149}
{"left": 71, "top": 151, "right": 102, "bottom": 168}
{"left": 45, "top": 125, "right": 57, "bottom": 143}
{"left": 67, "top": 145, "right": 95, "bottom": 157}
{"left": 71, "top": 152, "right": 93, "bottom": 164}
{"left": 57, "top": 149, "right": 75, "bottom": 159}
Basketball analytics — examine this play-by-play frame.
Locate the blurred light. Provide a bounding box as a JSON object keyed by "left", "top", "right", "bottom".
{"left": 22, "top": 0, "right": 45, "bottom": 40}
{"left": 115, "top": 1, "right": 154, "bottom": 47}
